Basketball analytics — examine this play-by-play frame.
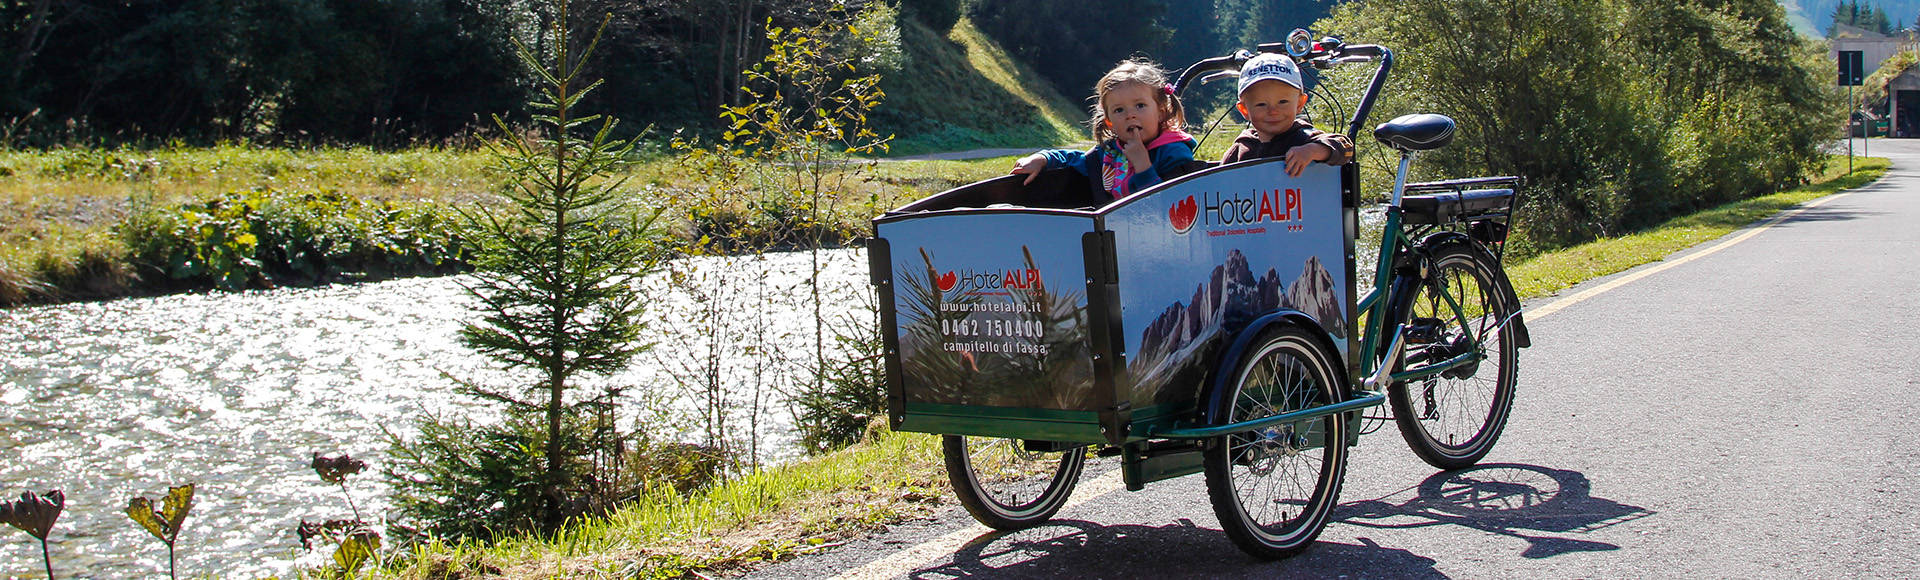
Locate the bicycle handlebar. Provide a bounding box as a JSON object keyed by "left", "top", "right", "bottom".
{"left": 1171, "top": 51, "right": 1252, "bottom": 95}
{"left": 1172, "top": 38, "right": 1394, "bottom": 139}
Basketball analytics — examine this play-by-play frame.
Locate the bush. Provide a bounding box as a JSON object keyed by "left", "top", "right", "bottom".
{"left": 383, "top": 415, "right": 557, "bottom": 541}
{"left": 1317, "top": 0, "right": 1838, "bottom": 249}
{"left": 117, "top": 187, "right": 470, "bottom": 291}
{"left": 793, "top": 300, "right": 886, "bottom": 454}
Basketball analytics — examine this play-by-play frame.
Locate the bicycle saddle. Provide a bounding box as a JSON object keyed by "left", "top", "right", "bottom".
{"left": 1373, "top": 113, "right": 1456, "bottom": 152}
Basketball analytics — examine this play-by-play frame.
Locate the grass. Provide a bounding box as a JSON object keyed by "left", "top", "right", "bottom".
{"left": 379, "top": 427, "right": 948, "bottom": 578}
{"left": 0, "top": 145, "right": 1018, "bottom": 305}
{"left": 874, "top": 18, "right": 1083, "bottom": 156}
{"left": 1505, "top": 156, "right": 1892, "bottom": 301}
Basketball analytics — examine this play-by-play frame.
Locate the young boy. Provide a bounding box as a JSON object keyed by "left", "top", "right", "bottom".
{"left": 1220, "top": 53, "right": 1354, "bottom": 176}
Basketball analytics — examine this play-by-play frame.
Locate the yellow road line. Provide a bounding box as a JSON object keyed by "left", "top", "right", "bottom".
{"left": 830, "top": 468, "right": 1126, "bottom": 580}
{"left": 1524, "top": 193, "right": 1851, "bottom": 322}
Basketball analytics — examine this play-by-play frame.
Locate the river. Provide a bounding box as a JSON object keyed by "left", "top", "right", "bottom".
{"left": 0, "top": 248, "right": 870, "bottom": 578}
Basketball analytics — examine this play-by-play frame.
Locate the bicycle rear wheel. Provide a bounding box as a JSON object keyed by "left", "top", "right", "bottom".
{"left": 1387, "top": 240, "right": 1518, "bottom": 470}
{"left": 943, "top": 435, "right": 1085, "bottom": 529}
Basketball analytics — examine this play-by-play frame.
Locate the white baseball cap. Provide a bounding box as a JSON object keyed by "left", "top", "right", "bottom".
{"left": 1238, "top": 53, "right": 1303, "bottom": 96}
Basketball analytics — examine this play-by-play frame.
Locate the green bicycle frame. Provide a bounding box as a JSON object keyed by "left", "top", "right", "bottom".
{"left": 1354, "top": 153, "right": 1482, "bottom": 393}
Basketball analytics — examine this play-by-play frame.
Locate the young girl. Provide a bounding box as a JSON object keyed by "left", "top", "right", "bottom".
{"left": 1011, "top": 58, "right": 1196, "bottom": 200}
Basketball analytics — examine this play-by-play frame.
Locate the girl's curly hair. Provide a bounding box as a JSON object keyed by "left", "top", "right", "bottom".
{"left": 1088, "top": 57, "right": 1187, "bottom": 144}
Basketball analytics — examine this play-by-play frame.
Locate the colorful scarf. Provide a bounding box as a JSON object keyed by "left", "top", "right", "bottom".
{"left": 1098, "top": 128, "right": 1195, "bottom": 199}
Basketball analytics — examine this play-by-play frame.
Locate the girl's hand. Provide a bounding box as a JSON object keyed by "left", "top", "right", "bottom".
{"left": 1284, "top": 143, "right": 1333, "bottom": 177}
{"left": 1121, "top": 127, "right": 1152, "bottom": 175}
{"left": 1010, "top": 153, "right": 1049, "bottom": 184}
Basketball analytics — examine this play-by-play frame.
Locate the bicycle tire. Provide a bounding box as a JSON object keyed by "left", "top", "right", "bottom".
{"left": 1203, "top": 324, "right": 1348, "bottom": 559}
{"left": 1385, "top": 239, "right": 1518, "bottom": 470}
{"left": 943, "top": 435, "right": 1085, "bottom": 529}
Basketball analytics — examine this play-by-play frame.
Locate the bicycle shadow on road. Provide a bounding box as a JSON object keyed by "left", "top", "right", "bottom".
{"left": 1333, "top": 463, "right": 1653, "bottom": 559}
{"left": 899, "top": 464, "right": 1647, "bottom": 578}
{"left": 905, "top": 518, "right": 1444, "bottom": 579}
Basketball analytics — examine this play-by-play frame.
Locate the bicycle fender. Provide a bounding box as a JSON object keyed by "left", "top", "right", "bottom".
{"left": 1414, "top": 233, "right": 1530, "bottom": 349}
{"left": 1202, "top": 310, "right": 1347, "bottom": 424}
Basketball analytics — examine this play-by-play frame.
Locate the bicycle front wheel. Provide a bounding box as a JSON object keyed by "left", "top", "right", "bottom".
{"left": 1203, "top": 324, "right": 1348, "bottom": 559}
{"left": 1387, "top": 240, "right": 1518, "bottom": 470}
{"left": 943, "top": 435, "right": 1085, "bottom": 529}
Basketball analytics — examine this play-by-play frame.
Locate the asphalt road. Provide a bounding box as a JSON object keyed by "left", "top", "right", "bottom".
{"left": 752, "top": 142, "right": 1920, "bottom": 579}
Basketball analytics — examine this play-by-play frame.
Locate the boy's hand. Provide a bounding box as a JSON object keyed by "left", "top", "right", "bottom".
{"left": 1121, "top": 127, "right": 1152, "bottom": 175}
{"left": 1010, "top": 153, "right": 1049, "bottom": 184}
{"left": 1284, "top": 143, "right": 1333, "bottom": 177}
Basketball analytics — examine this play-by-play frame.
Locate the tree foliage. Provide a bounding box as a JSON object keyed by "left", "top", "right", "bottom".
{"left": 1831, "top": 0, "right": 1901, "bottom": 34}
{"left": 968, "top": 0, "right": 1175, "bottom": 101}
{"left": 442, "top": 3, "right": 665, "bottom": 533}
{"left": 1159, "top": 0, "right": 1337, "bottom": 74}
{"left": 2, "top": 0, "right": 534, "bottom": 144}
{"left": 0, "top": 0, "right": 861, "bottom": 146}
{"left": 1319, "top": 0, "right": 1840, "bottom": 248}
{"left": 897, "top": 0, "right": 964, "bottom": 32}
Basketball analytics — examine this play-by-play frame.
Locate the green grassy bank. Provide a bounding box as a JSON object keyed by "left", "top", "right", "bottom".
{"left": 1506, "top": 156, "right": 1892, "bottom": 301}
{"left": 348, "top": 156, "right": 1891, "bottom": 578}
{"left": 0, "top": 145, "right": 1023, "bottom": 306}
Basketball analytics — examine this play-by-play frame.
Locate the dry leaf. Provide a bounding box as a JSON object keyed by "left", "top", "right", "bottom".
{"left": 0, "top": 490, "right": 64, "bottom": 540}
{"left": 311, "top": 452, "right": 367, "bottom": 484}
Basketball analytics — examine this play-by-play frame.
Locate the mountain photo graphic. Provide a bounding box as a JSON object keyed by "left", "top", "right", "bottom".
{"left": 1128, "top": 250, "right": 1345, "bottom": 406}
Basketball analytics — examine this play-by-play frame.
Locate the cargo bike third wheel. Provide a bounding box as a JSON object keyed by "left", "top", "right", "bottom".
{"left": 1203, "top": 324, "right": 1349, "bottom": 559}
{"left": 943, "top": 436, "right": 1087, "bottom": 529}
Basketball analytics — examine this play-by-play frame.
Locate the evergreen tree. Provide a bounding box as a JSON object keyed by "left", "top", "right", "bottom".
{"left": 457, "top": 2, "right": 663, "bottom": 531}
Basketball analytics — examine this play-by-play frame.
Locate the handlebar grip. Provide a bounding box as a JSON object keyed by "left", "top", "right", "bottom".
{"left": 1172, "top": 53, "right": 1250, "bottom": 94}
{"left": 1338, "top": 44, "right": 1386, "bottom": 58}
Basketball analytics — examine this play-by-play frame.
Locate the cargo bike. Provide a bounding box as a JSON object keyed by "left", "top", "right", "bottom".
{"left": 866, "top": 31, "right": 1532, "bottom": 558}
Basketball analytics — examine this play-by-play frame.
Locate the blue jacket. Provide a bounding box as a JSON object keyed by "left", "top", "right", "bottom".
{"left": 1041, "top": 129, "right": 1197, "bottom": 199}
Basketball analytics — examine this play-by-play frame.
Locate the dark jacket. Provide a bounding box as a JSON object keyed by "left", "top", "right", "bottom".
{"left": 1219, "top": 120, "right": 1355, "bottom": 166}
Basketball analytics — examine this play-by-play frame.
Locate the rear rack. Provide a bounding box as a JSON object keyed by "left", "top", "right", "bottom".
{"left": 1398, "top": 176, "right": 1523, "bottom": 260}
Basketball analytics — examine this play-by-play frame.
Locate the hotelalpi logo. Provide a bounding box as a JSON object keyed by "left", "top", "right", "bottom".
{"left": 1169, "top": 195, "right": 1198, "bottom": 234}
{"left": 1170, "top": 189, "right": 1305, "bottom": 233}
{"left": 932, "top": 268, "right": 1043, "bottom": 294}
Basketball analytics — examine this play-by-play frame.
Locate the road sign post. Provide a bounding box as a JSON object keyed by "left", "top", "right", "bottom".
{"left": 1841, "top": 50, "right": 1864, "bottom": 173}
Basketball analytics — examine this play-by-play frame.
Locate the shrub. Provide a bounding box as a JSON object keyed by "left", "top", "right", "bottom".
{"left": 1317, "top": 0, "right": 1838, "bottom": 249}
{"left": 384, "top": 415, "right": 554, "bottom": 541}
{"left": 117, "top": 187, "right": 470, "bottom": 291}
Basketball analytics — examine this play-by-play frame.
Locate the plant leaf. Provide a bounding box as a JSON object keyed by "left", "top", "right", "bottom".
{"left": 126, "top": 496, "right": 171, "bottom": 542}
{"left": 0, "top": 490, "right": 63, "bottom": 540}
{"left": 333, "top": 529, "right": 381, "bottom": 572}
{"left": 160, "top": 483, "right": 194, "bottom": 535}
{"left": 311, "top": 452, "right": 367, "bottom": 484}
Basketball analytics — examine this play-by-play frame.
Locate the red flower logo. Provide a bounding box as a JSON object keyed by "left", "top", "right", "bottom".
{"left": 936, "top": 271, "right": 958, "bottom": 292}
{"left": 1169, "top": 195, "right": 1198, "bottom": 234}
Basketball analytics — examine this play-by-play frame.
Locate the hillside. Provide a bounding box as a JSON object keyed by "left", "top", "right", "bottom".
{"left": 1784, "top": 0, "right": 1920, "bottom": 35}
{"left": 873, "top": 17, "right": 1086, "bottom": 156}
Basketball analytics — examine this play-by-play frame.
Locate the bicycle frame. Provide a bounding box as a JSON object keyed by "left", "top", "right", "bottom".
{"left": 1355, "top": 153, "right": 1486, "bottom": 389}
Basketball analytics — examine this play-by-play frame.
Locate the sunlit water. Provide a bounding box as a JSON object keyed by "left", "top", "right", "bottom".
{"left": 0, "top": 248, "right": 869, "bottom": 578}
